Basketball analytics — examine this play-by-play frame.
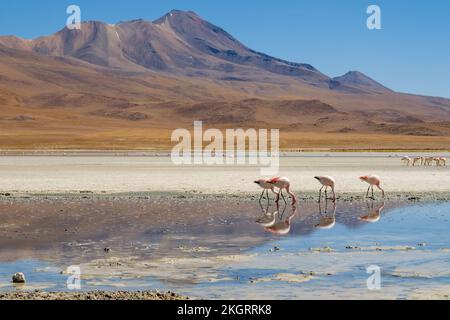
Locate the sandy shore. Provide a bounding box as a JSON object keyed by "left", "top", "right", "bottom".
{"left": 0, "top": 153, "right": 449, "bottom": 197}
{"left": 0, "top": 290, "right": 187, "bottom": 300}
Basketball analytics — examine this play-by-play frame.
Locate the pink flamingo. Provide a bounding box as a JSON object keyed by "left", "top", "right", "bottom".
{"left": 254, "top": 179, "right": 278, "bottom": 201}
{"left": 267, "top": 177, "right": 297, "bottom": 205}
{"left": 360, "top": 175, "right": 385, "bottom": 199}
{"left": 314, "top": 176, "right": 336, "bottom": 202}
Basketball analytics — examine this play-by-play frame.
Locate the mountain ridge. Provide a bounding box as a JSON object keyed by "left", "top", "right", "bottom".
{"left": 0, "top": 10, "right": 449, "bottom": 149}
{"left": 0, "top": 10, "right": 382, "bottom": 93}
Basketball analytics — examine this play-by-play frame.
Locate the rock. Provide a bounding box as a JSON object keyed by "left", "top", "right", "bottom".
{"left": 12, "top": 272, "right": 26, "bottom": 283}
{"left": 418, "top": 243, "right": 426, "bottom": 247}
{"left": 309, "top": 246, "right": 335, "bottom": 253}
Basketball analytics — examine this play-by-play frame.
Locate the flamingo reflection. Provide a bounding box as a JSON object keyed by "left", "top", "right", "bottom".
{"left": 359, "top": 200, "right": 385, "bottom": 223}
{"left": 315, "top": 199, "right": 337, "bottom": 230}
{"left": 257, "top": 202, "right": 297, "bottom": 236}
{"left": 255, "top": 202, "right": 278, "bottom": 228}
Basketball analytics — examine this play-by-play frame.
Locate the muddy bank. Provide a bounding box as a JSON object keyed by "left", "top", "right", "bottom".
{"left": 0, "top": 290, "right": 187, "bottom": 300}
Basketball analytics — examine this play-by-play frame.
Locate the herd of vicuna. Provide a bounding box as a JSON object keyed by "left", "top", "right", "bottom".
{"left": 401, "top": 156, "right": 446, "bottom": 166}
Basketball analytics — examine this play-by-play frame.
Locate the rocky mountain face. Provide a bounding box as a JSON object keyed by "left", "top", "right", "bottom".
{"left": 0, "top": 10, "right": 387, "bottom": 92}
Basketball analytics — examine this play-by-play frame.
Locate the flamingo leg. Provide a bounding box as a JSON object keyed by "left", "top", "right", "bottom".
{"left": 259, "top": 190, "right": 265, "bottom": 202}
{"left": 287, "top": 186, "right": 297, "bottom": 205}
{"left": 366, "top": 186, "right": 371, "bottom": 198}
{"left": 331, "top": 187, "right": 336, "bottom": 202}
{"left": 377, "top": 185, "right": 385, "bottom": 198}
{"left": 371, "top": 185, "right": 375, "bottom": 199}
{"left": 318, "top": 186, "right": 324, "bottom": 203}
{"left": 280, "top": 189, "right": 287, "bottom": 204}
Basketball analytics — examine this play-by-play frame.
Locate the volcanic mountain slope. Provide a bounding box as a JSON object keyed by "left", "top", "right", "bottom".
{"left": 0, "top": 11, "right": 330, "bottom": 85}
{"left": 0, "top": 10, "right": 450, "bottom": 149}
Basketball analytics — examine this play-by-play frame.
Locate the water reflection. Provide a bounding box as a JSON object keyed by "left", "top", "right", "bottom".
{"left": 255, "top": 202, "right": 278, "bottom": 228}
{"left": 359, "top": 200, "right": 385, "bottom": 223}
{"left": 257, "top": 202, "right": 297, "bottom": 236}
{"left": 315, "top": 199, "right": 336, "bottom": 230}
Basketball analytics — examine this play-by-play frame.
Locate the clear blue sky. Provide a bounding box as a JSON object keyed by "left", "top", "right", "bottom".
{"left": 1, "top": 0, "right": 449, "bottom": 98}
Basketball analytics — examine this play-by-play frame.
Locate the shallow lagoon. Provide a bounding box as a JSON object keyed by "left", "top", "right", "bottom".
{"left": 0, "top": 198, "right": 449, "bottom": 299}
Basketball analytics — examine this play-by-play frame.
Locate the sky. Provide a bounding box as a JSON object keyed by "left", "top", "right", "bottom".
{"left": 0, "top": 0, "right": 449, "bottom": 98}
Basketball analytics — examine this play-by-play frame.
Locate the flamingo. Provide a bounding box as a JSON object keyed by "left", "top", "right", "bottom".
{"left": 267, "top": 177, "right": 297, "bottom": 205}
{"left": 412, "top": 156, "right": 423, "bottom": 166}
{"left": 314, "top": 176, "right": 336, "bottom": 202}
{"left": 254, "top": 178, "right": 278, "bottom": 202}
{"left": 433, "top": 157, "right": 442, "bottom": 166}
{"left": 360, "top": 175, "right": 385, "bottom": 199}
{"left": 401, "top": 156, "right": 411, "bottom": 166}
{"left": 424, "top": 157, "right": 434, "bottom": 166}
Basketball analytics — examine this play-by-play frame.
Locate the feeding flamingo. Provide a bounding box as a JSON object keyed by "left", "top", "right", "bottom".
{"left": 267, "top": 177, "right": 297, "bottom": 205}
{"left": 433, "top": 157, "right": 442, "bottom": 166}
{"left": 359, "top": 175, "right": 385, "bottom": 199}
{"left": 254, "top": 178, "right": 278, "bottom": 202}
{"left": 314, "top": 175, "right": 336, "bottom": 202}
{"left": 424, "top": 157, "right": 434, "bottom": 166}
{"left": 401, "top": 156, "right": 411, "bottom": 166}
{"left": 412, "top": 157, "right": 423, "bottom": 166}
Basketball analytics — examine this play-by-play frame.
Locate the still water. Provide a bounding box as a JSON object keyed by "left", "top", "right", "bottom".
{"left": 0, "top": 198, "right": 449, "bottom": 299}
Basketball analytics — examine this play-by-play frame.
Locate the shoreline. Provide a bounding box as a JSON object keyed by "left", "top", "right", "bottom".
{"left": 0, "top": 290, "right": 188, "bottom": 300}
{"left": 1, "top": 191, "right": 449, "bottom": 202}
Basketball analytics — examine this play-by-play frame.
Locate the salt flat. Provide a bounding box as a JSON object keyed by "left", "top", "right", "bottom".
{"left": 0, "top": 152, "right": 448, "bottom": 195}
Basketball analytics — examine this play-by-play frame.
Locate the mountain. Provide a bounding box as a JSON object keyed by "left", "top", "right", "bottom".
{"left": 0, "top": 10, "right": 358, "bottom": 88}
{"left": 0, "top": 10, "right": 449, "bottom": 150}
{"left": 331, "top": 71, "right": 392, "bottom": 94}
